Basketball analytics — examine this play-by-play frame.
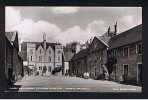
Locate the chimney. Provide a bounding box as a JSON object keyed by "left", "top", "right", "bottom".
{"left": 43, "top": 33, "right": 46, "bottom": 50}
{"left": 107, "top": 26, "right": 110, "bottom": 36}
{"left": 114, "top": 21, "right": 117, "bottom": 34}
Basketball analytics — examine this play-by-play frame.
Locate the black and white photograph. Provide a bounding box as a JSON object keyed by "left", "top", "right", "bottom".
{"left": 1, "top": 6, "right": 142, "bottom": 92}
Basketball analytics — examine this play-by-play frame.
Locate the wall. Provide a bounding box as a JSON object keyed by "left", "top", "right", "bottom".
{"left": 110, "top": 42, "right": 142, "bottom": 84}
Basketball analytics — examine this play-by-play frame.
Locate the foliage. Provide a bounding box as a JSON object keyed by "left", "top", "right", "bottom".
{"left": 106, "top": 56, "right": 117, "bottom": 75}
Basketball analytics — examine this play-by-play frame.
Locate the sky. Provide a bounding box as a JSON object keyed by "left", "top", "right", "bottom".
{"left": 5, "top": 7, "right": 142, "bottom": 45}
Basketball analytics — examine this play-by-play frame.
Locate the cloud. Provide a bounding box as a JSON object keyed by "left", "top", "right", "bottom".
{"left": 86, "top": 20, "right": 107, "bottom": 36}
{"left": 56, "top": 20, "right": 107, "bottom": 45}
{"left": 12, "top": 19, "right": 61, "bottom": 43}
{"left": 56, "top": 25, "right": 90, "bottom": 45}
{"left": 118, "top": 15, "right": 141, "bottom": 32}
{"left": 6, "top": 7, "right": 142, "bottom": 46}
{"left": 5, "top": 7, "right": 21, "bottom": 31}
{"left": 51, "top": 7, "right": 79, "bottom": 14}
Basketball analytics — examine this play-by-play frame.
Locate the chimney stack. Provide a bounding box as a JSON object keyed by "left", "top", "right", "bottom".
{"left": 114, "top": 21, "right": 117, "bottom": 34}
{"left": 43, "top": 33, "right": 46, "bottom": 50}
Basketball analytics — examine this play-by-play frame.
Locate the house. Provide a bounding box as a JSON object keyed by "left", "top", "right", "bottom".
{"left": 0, "top": 17, "right": 7, "bottom": 91}
{"left": 86, "top": 36, "right": 109, "bottom": 79}
{"left": 69, "top": 23, "right": 117, "bottom": 79}
{"left": 21, "top": 34, "right": 63, "bottom": 76}
{"left": 5, "top": 31, "right": 24, "bottom": 83}
{"left": 63, "top": 42, "right": 81, "bottom": 76}
{"left": 70, "top": 48, "right": 88, "bottom": 77}
{"left": 107, "top": 24, "right": 142, "bottom": 84}
{"left": 0, "top": 31, "right": 24, "bottom": 91}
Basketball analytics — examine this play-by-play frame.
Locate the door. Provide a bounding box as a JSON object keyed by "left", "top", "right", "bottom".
{"left": 123, "top": 65, "right": 128, "bottom": 82}
{"left": 137, "top": 64, "right": 142, "bottom": 84}
{"left": 8, "top": 68, "right": 13, "bottom": 85}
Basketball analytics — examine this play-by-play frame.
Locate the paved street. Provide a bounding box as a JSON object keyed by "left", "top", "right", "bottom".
{"left": 14, "top": 75, "right": 142, "bottom": 92}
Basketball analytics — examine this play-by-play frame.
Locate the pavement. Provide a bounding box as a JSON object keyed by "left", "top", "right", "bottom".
{"left": 14, "top": 75, "right": 142, "bottom": 92}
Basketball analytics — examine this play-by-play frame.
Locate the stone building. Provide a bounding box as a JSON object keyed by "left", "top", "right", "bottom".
{"left": 63, "top": 42, "right": 81, "bottom": 75}
{"left": 21, "top": 34, "right": 63, "bottom": 76}
{"left": 5, "top": 31, "right": 24, "bottom": 83}
{"left": 0, "top": 8, "right": 7, "bottom": 90}
{"left": 108, "top": 24, "right": 142, "bottom": 84}
{"left": 69, "top": 23, "right": 117, "bottom": 79}
{"left": 70, "top": 48, "right": 88, "bottom": 77}
{"left": 86, "top": 36, "right": 109, "bottom": 79}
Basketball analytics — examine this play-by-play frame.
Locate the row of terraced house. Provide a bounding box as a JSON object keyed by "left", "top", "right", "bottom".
{"left": 69, "top": 23, "right": 143, "bottom": 85}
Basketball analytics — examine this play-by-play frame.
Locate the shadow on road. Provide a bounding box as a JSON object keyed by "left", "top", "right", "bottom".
{"left": 7, "top": 84, "right": 21, "bottom": 92}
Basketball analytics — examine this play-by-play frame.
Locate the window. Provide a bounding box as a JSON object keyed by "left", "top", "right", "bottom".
{"left": 130, "top": 44, "right": 136, "bottom": 55}
{"left": 58, "top": 50, "right": 61, "bottom": 54}
{"left": 49, "top": 50, "right": 51, "bottom": 54}
{"left": 40, "top": 49, "right": 42, "bottom": 54}
{"left": 39, "top": 66, "right": 42, "bottom": 70}
{"left": 58, "top": 56, "right": 60, "bottom": 61}
{"left": 137, "top": 44, "right": 143, "bottom": 54}
{"left": 48, "top": 66, "right": 51, "bottom": 72}
{"left": 30, "top": 49, "right": 33, "bottom": 55}
{"left": 39, "top": 56, "right": 42, "bottom": 62}
{"left": 31, "top": 56, "right": 32, "bottom": 61}
{"left": 123, "top": 47, "right": 129, "bottom": 56}
{"left": 49, "top": 56, "right": 51, "bottom": 62}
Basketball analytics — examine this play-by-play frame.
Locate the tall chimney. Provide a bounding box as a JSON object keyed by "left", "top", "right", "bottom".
{"left": 43, "top": 33, "right": 46, "bottom": 50}
{"left": 114, "top": 21, "right": 117, "bottom": 34}
{"left": 107, "top": 26, "right": 110, "bottom": 36}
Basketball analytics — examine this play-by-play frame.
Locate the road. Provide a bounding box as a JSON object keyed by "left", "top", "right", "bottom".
{"left": 14, "top": 75, "right": 142, "bottom": 92}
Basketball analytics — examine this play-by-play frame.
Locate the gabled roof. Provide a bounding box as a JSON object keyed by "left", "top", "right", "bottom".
{"left": 96, "top": 35, "right": 110, "bottom": 47}
{"left": 71, "top": 49, "right": 88, "bottom": 61}
{"left": 22, "top": 41, "right": 61, "bottom": 50}
{"left": 5, "top": 31, "right": 19, "bottom": 49}
{"left": 109, "top": 24, "right": 142, "bottom": 49}
{"left": 5, "top": 31, "right": 17, "bottom": 43}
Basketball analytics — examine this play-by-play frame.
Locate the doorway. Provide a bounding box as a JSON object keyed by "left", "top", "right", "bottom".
{"left": 137, "top": 63, "right": 142, "bottom": 84}
{"left": 8, "top": 68, "right": 13, "bottom": 85}
{"left": 123, "top": 64, "right": 128, "bottom": 82}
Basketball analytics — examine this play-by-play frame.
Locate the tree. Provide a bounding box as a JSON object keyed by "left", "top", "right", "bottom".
{"left": 106, "top": 56, "right": 117, "bottom": 78}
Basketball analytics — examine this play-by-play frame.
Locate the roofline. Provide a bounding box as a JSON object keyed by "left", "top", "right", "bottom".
{"left": 108, "top": 40, "right": 142, "bottom": 50}
{"left": 94, "top": 36, "right": 109, "bottom": 47}
{"left": 111, "top": 24, "right": 142, "bottom": 39}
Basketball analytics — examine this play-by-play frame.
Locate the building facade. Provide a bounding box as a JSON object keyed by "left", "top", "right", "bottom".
{"left": 70, "top": 49, "right": 88, "bottom": 77}
{"left": 21, "top": 34, "right": 63, "bottom": 76}
{"left": 5, "top": 31, "right": 24, "bottom": 86}
{"left": 108, "top": 24, "right": 142, "bottom": 84}
{"left": 69, "top": 23, "right": 143, "bottom": 85}
{"left": 0, "top": 7, "right": 7, "bottom": 90}
{"left": 87, "top": 37, "right": 109, "bottom": 79}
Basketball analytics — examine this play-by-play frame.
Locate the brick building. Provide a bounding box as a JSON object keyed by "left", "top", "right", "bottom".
{"left": 108, "top": 24, "right": 142, "bottom": 84}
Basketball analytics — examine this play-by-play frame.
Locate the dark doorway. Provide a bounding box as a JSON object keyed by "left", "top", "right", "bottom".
{"left": 8, "top": 68, "right": 13, "bottom": 85}
{"left": 123, "top": 65, "right": 128, "bottom": 82}
{"left": 137, "top": 64, "right": 142, "bottom": 84}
